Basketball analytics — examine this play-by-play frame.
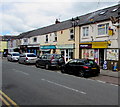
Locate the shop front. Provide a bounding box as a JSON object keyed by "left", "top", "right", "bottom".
{"left": 40, "top": 45, "right": 56, "bottom": 55}
{"left": 105, "top": 48, "right": 120, "bottom": 71}
{"left": 80, "top": 41, "right": 110, "bottom": 68}
{"left": 27, "top": 44, "right": 40, "bottom": 56}
{"left": 56, "top": 44, "right": 75, "bottom": 63}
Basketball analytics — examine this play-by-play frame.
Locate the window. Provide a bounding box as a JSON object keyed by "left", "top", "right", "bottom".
{"left": 98, "top": 23, "right": 109, "bottom": 35}
{"left": 99, "top": 10, "right": 107, "bottom": 15}
{"left": 33, "top": 37, "right": 37, "bottom": 42}
{"left": 112, "top": 8, "right": 118, "bottom": 12}
{"left": 54, "top": 32, "right": 57, "bottom": 42}
{"left": 24, "top": 38, "right": 28, "bottom": 42}
{"left": 46, "top": 35, "right": 48, "bottom": 43}
{"left": 83, "top": 27, "right": 89, "bottom": 37}
{"left": 69, "top": 60, "right": 77, "bottom": 64}
{"left": 69, "top": 29, "right": 74, "bottom": 40}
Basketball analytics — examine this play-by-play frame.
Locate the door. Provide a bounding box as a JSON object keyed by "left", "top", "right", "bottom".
{"left": 99, "top": 49, "right": 104, "bottom": 68}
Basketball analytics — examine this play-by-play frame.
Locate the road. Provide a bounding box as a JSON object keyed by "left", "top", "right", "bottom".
{"left": 1, "top": 59, "right": 118, "bottom": 105}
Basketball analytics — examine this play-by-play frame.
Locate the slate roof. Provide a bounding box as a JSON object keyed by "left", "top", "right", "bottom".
{"left": 0, "top": 35, "right": 18, "bottom": 41}
{"left": 18, "top": 4, "right": 119, "bottom": 38}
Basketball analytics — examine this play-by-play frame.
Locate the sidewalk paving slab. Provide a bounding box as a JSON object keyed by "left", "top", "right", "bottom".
{"left": 100, "top": 69, "right": 119, "bottom": 78}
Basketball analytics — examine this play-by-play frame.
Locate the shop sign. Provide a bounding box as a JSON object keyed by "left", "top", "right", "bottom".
{"left": 80, "top": 44, "right": 92, "bottom": 48}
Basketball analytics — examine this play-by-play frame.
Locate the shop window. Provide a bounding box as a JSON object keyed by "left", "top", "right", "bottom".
{"left": 69, "top": 49, "right": 73, "bottom": 59}
{"left": 98, "top": 23, "right": 109, "bottom": 35}
{"left": 46, "top": 35, "right": 48, "bottom": 43}
{"left": 83, "top": 27, "right": 89, "bottom": 37}
{"left": 69, "top": 29, "right": 74, "bottom": 40}
{"left": 33, "top": 37, "right": 37, "bottom": 42}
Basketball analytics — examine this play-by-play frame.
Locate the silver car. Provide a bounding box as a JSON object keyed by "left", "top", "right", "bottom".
{"left": 18, "top": 53, "right": 38, "bottom": 64}
{"left": 7, "top": 52, "right": 20, "bottom": 61}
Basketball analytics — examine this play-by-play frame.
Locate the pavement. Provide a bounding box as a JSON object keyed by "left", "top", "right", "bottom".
{"left": 100, "top": 69, "right": 119, "bottom": 78}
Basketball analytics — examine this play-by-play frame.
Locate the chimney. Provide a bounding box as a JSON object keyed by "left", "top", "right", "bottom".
{"left": 55, "top": 19, "right": 60, "bottom": 24}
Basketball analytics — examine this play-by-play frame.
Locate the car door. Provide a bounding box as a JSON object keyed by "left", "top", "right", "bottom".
{"left": 76, "top": 60, "right": 85, "bottom": 72}
{"left": 66, "top": 59, "right": 77, "bottom": 73}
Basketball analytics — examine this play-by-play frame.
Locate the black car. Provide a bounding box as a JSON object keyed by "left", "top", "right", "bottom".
{"left": 61, "top": 59, "right": 100, "bottom": 77}
{"left": 35, "top": 54, "right": 65, "bottom": 69}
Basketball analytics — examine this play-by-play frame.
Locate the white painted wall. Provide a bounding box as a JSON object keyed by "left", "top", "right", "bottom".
{"left": 80, "top": 21, "right": 119, "bottom": 48}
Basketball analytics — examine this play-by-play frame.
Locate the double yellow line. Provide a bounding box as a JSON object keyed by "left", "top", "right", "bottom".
{"left": 0, "top": 90, "right": 19, "bottom": 107}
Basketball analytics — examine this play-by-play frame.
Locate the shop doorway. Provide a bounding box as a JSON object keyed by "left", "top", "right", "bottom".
{"left": 99, "top": 49, "right": 104, "bottom": 68}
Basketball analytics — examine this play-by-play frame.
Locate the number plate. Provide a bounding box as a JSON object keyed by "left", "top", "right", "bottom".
{"left": 92, "top": 68, "right": 97, "bottom": 69}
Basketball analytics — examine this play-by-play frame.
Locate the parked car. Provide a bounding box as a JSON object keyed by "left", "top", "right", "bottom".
{"left": 7, "top": 52, "right": 20, "bottom": 62}
{"left": 61, "top": 59, "right": 100, "bottom": 77}
{"left": 35, "top": 54, "right": 65, "bottom": 69}
{"left": 18, "top": 53, "right": 38, "bottom": 64}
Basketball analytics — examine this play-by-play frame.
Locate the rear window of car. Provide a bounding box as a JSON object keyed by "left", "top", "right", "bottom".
{"left": 27, "top": 54, "right": 36, "bottom": 57}
{"left": 12, "top": 53, "right": 20, "bottom": 56}
{"left": 85, "top": 60, "right": 96, "bottom": 65}
{"left": 53, "top": 54, "right": 62, "bottom": 59}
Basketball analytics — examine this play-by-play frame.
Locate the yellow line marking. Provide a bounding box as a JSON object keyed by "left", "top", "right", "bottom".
{"left": 0, "top": 90, "right": 19, "bottom": 106}
{"left": 0, "top": 95, "right": 11, "bottom": 107}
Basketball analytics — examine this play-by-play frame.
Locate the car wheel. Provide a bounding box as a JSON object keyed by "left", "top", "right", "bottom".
{"left": 61, "top": 67, "right": 66, "bottom": 73}
{"left": 45, "top": 64, "right": 49, "bottom": 70}
{"left": 18, "top": 60, "right": 21, "bottom": 64}
{"left": 35, "top": 63, "right": 39, "bottom": 68}
{"left": 11, "top": 58, "right": 13, "bottom": 62}
{"left": 78, "top": 70, "right": 85, "bottom": 77}
{"left": 24, "top": 61, "right": 27, "bottom": 65}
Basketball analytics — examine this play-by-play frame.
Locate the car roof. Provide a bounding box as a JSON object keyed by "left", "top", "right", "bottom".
{"left": 72, "top": 59, "right": 94, "bottom": 61}
{"left": 23, "top": 53, "right": 35, "bottom": 54}
{"left": 9, "top": 52, "right": 19, "bottom": 54}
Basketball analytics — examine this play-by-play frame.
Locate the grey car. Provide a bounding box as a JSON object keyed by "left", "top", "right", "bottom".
{"left": 18, "top": 53, "right": 38, "bottom": 64}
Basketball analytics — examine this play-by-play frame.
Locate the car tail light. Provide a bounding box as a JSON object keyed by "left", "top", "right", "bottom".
{"left": 26, "top": 57, "right": 28, "bottom": 60}
{"left": 83, "top": 66, "right": 89, "bottom": 69}
{"left": 51, "top": 56, "right": 54, "bottom": 63}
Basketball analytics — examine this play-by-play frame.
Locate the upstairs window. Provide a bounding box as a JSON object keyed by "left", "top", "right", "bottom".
{"left": 83, "top": 27, "right": 89, "bottom": 37}
{"left": 24, "top": 38, "right": 28, "bottom": 43}
{"left": 54, "top": 32, "right": 57, "bottom": 42}
{"left": 69, "top": 29, "right": 74, "bottom": 40}
{"left": 46, "top": 35, "right": 48, "bottom": 43}
{"left": 112, "top": 8, "right": 118, "bottom": 12}
{"left": 33, "top": 37, "right": 37, "bottom": 42}
{"left": 98, "top": 23, "right": 109, "bottom": 35}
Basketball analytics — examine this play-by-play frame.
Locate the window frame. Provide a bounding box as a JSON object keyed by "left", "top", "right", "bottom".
{"left": 97, "top": 23, "right": 109, "bottom": 36}
{"left": 45, "top": 35, "right": 48, "bottom": 43}
{"left": 33, "top": 37, "right": 37, "bottom": 42}
{"left": 82, "top": 26, "right": 89, "bottom": 38}
{"left": 54, "top": 32, "right": 57, "bottom": 42}
{"left": 69, "top": 29, "right": 74, "bottom": 40}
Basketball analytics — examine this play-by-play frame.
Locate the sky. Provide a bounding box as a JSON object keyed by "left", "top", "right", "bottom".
{"left": 0, "top": 0, "right": 119, "bottom": 36}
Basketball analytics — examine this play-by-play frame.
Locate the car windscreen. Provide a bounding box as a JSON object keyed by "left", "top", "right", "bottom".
{"left": 12, "top": 53, "right": 20, "bottom": 56}
{"left": 27, "top": 54, "right": 36, "bottom": 57}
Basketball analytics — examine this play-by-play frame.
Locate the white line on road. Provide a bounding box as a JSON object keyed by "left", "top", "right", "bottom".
{"left": 41, "top": 78, "right": 86, "bottom": 95}
{"left": 12, "top": 69, "right": 29, "bottom": 76}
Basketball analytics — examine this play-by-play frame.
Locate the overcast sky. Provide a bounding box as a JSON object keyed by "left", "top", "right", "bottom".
{"left": 0, "top": 0, "right": 119, "bottom": 36}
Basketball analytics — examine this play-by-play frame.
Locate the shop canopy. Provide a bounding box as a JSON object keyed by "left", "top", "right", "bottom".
{"left": 40, "top": 45, "right": 56, "bottom": 49}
